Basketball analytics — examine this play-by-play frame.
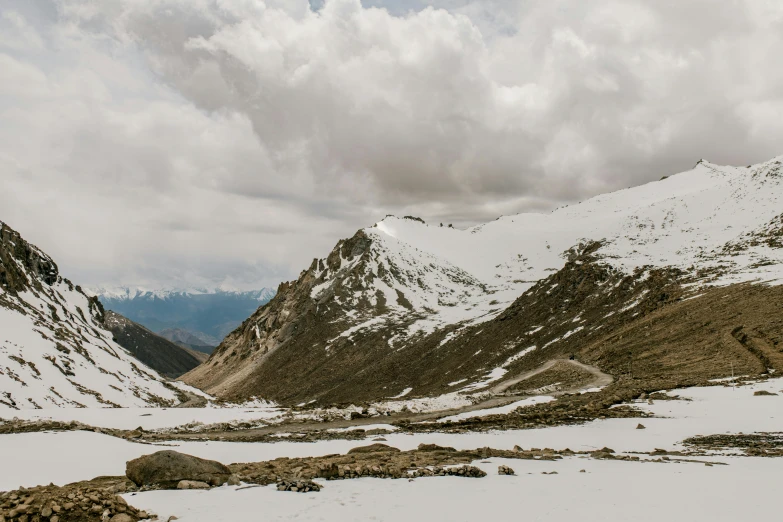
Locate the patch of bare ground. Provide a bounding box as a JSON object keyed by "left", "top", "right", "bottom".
{"left": 683, "top": 432, "right": 783, "bottom": 457}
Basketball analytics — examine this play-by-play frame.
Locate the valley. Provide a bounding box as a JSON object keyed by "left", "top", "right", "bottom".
{"left": 3, "top": 156, "right": 783, "bottom": 521}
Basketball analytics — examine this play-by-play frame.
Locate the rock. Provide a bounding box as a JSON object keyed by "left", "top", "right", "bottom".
{"left": 276, "top": 480, "right": 321, "bottom": 493}
{"left": 579, "top": 469, "right": 586, "bottom": 473}
{"left": 126, "top": 450, "right": 231, "bottom": 488}
{"left": 498, "top": 465, "right": 515, "bottom": 475}
{"left": 110, "top": 515, "right": 134, "bottom": 522}
{"left": 417, "top": 443, "right": 456, "bottom": 452}
{"left": 177, "top": 480, "right": 211, "bottom": 490}
{"left": 636, "top": 423, "right": 646, "bottom": 429}
{"left": 347, "top": 443, "right": 400, "bottom": 454}
{"left": 227, "top": 474, "right": 241, "bottom": 486}
{"left": 754, "top": 390, "right": 777, "bottom": 396}
{"left": 41, "top": 506, "right": 52, "bottom": 517}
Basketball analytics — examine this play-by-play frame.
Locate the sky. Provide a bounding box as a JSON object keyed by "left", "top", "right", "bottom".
{"left": 1, "top": 0, "right": 782, "bottom": 291}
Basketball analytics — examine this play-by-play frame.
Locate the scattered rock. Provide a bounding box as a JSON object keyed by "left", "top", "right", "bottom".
{"left": 126, "top": 450, "right": 231, "bottom": 488}
{"left": 636, "top": 423, "right": 646, "bottom": 430}
{"left": 497, "top": 465, "right": 515, "bottom": 475}
{"left": 276, "top": 480, "right": 321, "bottom": 493}
{"left": 417, "top": 443, "right": 456, "bottom": 452}
{"left": 754, "top": 390, "right": 777, "bottom": 396}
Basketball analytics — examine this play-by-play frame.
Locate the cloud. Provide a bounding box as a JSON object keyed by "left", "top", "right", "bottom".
{"left": 1, "top": 0, "right": 782, "bottom": 289}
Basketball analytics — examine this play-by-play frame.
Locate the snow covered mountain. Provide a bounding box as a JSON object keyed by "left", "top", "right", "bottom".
{"left": 183, "top": 155, "right": 783, "bottom": 405}
{"left": 0, "top": 221, "right": 195, "bottom": 410}
{"left": 94, "top": 287, "right": 277, "bottom": 346}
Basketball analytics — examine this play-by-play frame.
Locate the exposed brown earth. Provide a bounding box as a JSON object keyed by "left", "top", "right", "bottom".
{"left": 683, "top": 432, "right": 783, "bottom": 457}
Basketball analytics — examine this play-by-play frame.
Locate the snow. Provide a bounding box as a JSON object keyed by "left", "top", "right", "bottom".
{"left": 0, "top": 406, "right": 285, "bottom": 431}
{"left": 389, "top": 387, "right": 412, "bottom": 398}
{"left": 437, "top": 396, "right": 554, "bottom": 422}
{"left": 327, "top": 424, "right": 398, "bottom": 433}
{"left": 0, "top": 284, "right": 187, "bottom": 409}
{"left": 124, "top": 456, "right": 781, "bottom": 522}
{"left": 2, "top": 377, "right": 781, "bottom": 493}
{"left": 501, "top": 345, "right": 537, "bottom": 367}
{"left": 309, "top": 156, "right": 783, "bottom": 350}
{"left": 459, "top": 367, "right": 508, "bottom": 392}
{"left": 90, "top": 286, "right": 276, "bottom": 302}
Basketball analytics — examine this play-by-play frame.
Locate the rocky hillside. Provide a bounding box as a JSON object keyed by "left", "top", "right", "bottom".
{"left": 102, "top": 311, "right": 205, "bottom": 378}
{"left": 0, "top": 221, "right": 196, "bottom": 409}
{"left": 183, "top": 156, "right": 783, "bottom": 405}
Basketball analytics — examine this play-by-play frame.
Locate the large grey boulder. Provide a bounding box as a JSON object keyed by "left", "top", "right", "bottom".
{"left": 126, "top": 450, "right": 231, "bottom": 488}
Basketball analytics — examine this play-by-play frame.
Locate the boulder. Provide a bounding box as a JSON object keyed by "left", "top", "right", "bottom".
{"left": 347, "top": 443, "right": 400, "bottom": 454}
{"left": 126, "top": 451, "right": 231, "bottom": 488}
{"left": 417, "top": 443, "right": 456, "bottom": 452}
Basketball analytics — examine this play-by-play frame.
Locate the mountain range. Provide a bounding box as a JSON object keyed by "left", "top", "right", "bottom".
{"left": 182, "top": 156, "right": 783, "bottom": 405}
{"left": 94, "top": 287, "right": 276, "bottom": 348}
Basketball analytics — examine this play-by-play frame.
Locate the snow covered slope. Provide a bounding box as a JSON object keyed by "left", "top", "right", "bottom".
{"left": 0, "top": 221, "right": 193, "bottom": 410}
{"left": 184, "top": 155, "right": 783, "bottom": 404}
{"left": 358, "top": 156, "right": 783, "bottom": 335}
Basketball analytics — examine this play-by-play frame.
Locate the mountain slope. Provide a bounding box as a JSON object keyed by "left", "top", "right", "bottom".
{"left": 102, "top": 311, "right": 204, "bottom": 378}
{"left": 183, "top": 156, "right": 783, "bottom": 404}
{"left": 95, "top": 287, "right": 276, "bottom": 345}
{"left": 157, "top": 328, "right": 217, "bottom": 355}
{"left": 0, "top": 221, "right": 194, "bottom": 410}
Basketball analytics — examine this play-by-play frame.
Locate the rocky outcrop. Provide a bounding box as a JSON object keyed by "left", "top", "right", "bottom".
{"left": 125, "top": 451, "right": 231, "bottom": 488}
{"left": 0, "top": 221, "right": 59, "bottom": 293}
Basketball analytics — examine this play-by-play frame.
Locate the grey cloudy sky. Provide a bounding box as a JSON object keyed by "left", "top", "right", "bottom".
{"left": 1, "top": 0, "right": 782, "bottom": 290}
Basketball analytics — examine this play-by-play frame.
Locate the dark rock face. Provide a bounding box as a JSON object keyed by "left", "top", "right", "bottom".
{"left": 0, "top": 221, "right": 59, "bottom": 293}
{"left": 125, "top": 451, "right": 231, "bottom": 488}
